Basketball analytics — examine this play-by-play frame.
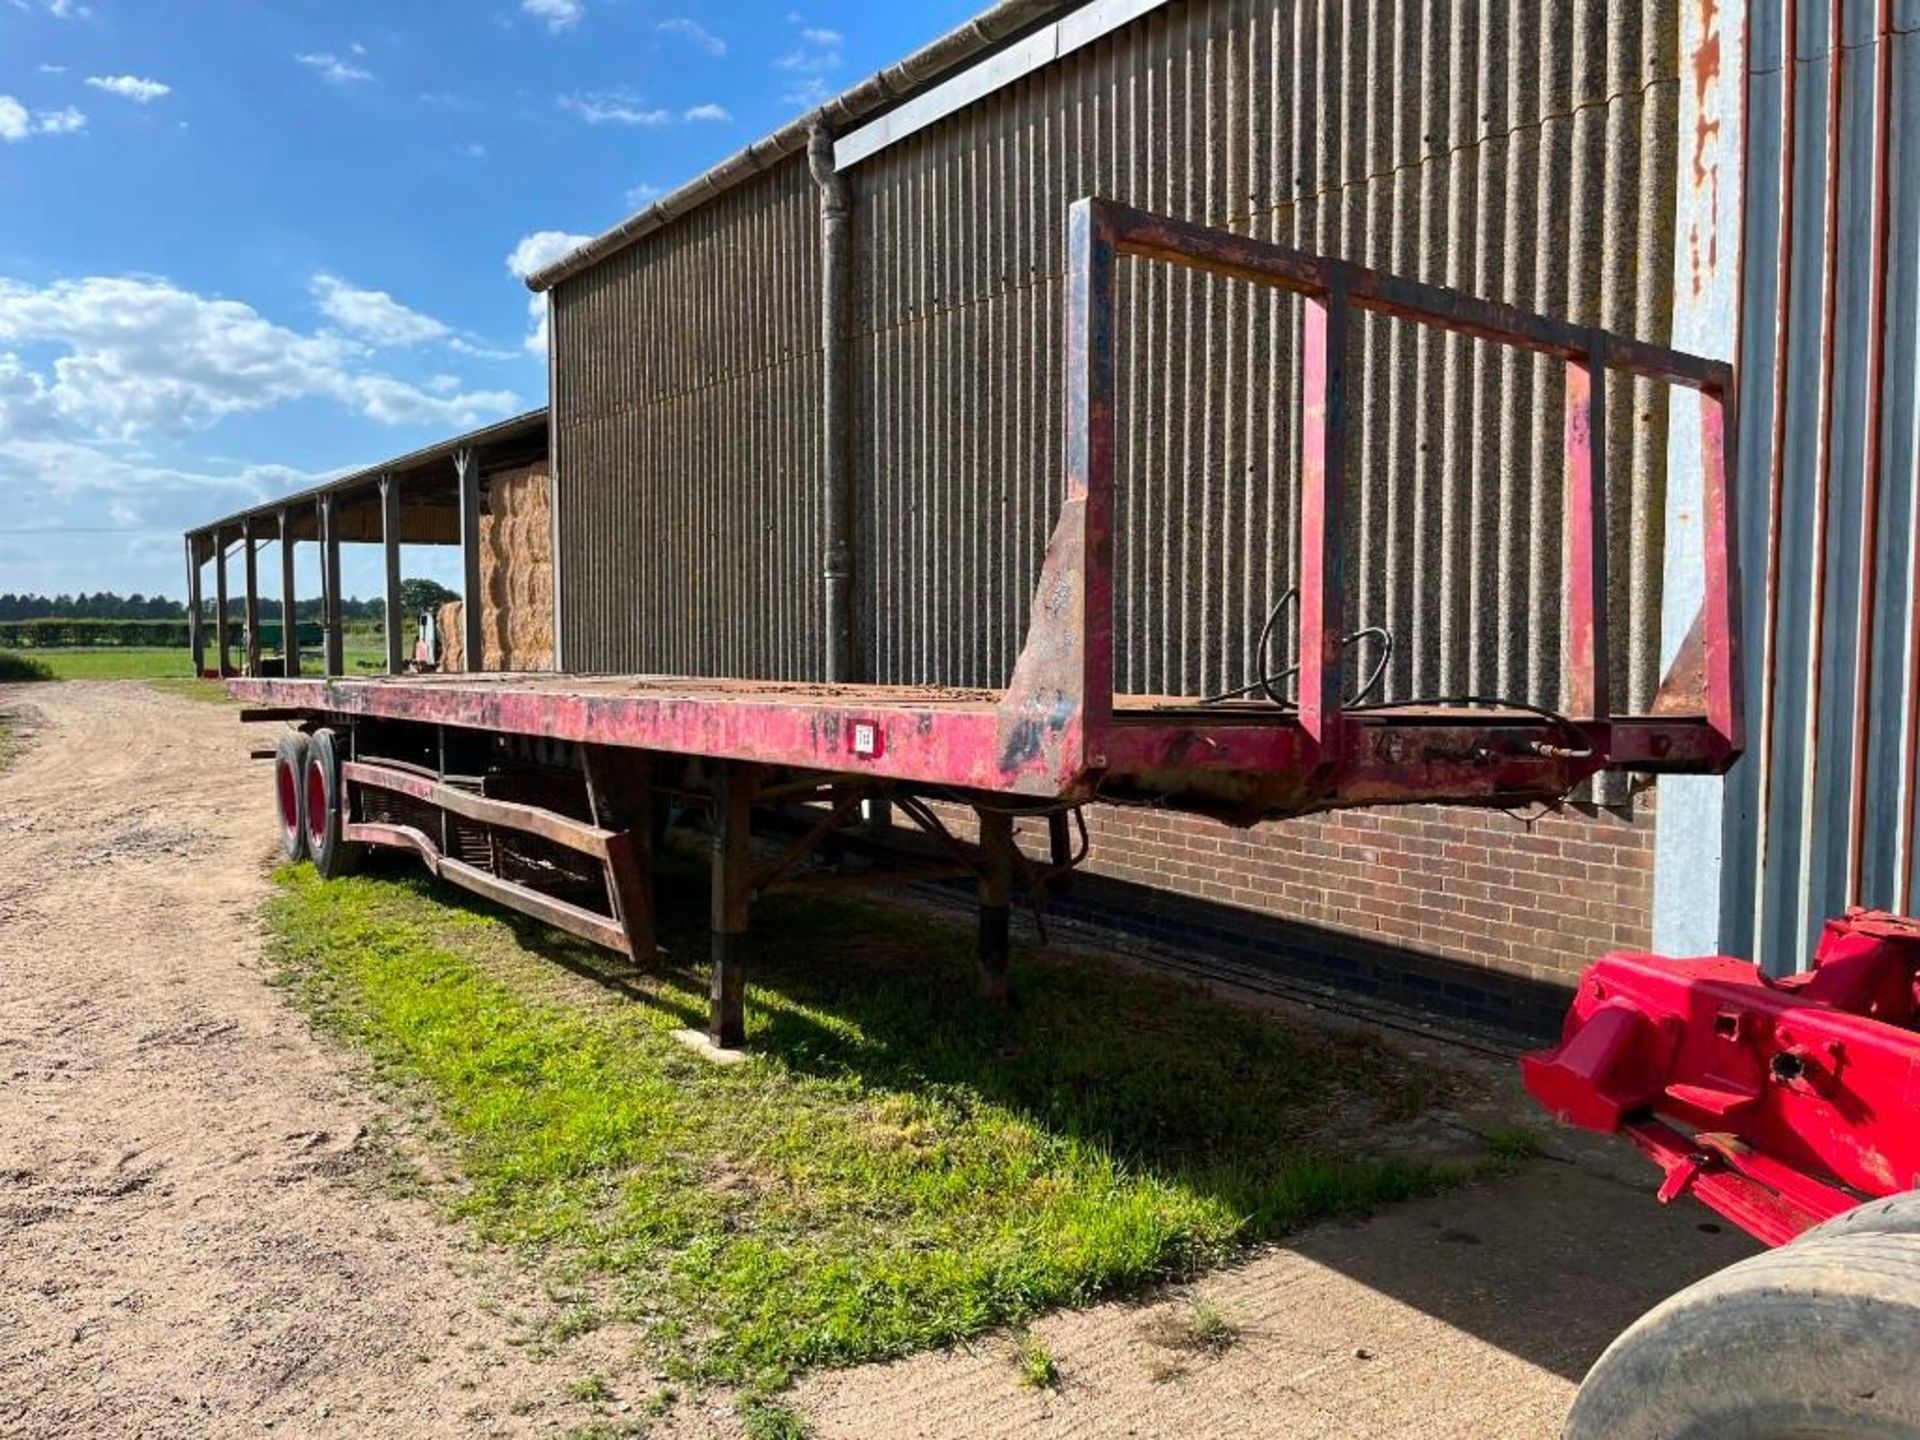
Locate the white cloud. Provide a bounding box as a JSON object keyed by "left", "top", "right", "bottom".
{"left": 781, "top": 76, "right": 832, "bottom": 108}
{"left": 0, "top": 275, "right": 519, "bottom": 438}
{"left": 46, "top": 0, "right": 90, "bottom": 18}
{"left": 506, "top": 231, "right": 590, "bottom": 283}
{"left": 310, "top": 275, "right": 450, "bottom": 347}
{"left": 506, "top": 231, "right": 592, "bottom": 356}
{"left": 0, "top": 97, "right": 89, "bottom": 140}
{"left": 0, "top": 436, "right": 338, "bottom": 599}
{"left": 33, "top": 104, "right": 85, "bottom": 135}
{"left": 559, "top": 90, "right": 671, "bottom": 126}
{"left": 85, "top": 74, "right": 171, "bottom": 103}
{"left": 777, "top": 30, "right": 843, "bottom": 74}
{"left": 37, "top": 64, "right": 68, "bottom": 74}
{"left": 522, "top": 0, "right": 583, "bottom": 32}
{"left": 295, "top": 52, "right": 373, "bottom": 85}
{"left": 776, "top": 18, "right": 843, "bottom": 105}
{"left": 681, "top": 102, "right": 729, "bottom": 123}
{"left": 624, "top": 181, "right": 664, "bottom": 208}
{"left": 448, "top": 337, "right": 518, "bottom": 361}
{"left": 657, "top": 17, "right": 725, "bottom": 55}
{"left": 0, "top": 434, "right": 313, "bottom": 502}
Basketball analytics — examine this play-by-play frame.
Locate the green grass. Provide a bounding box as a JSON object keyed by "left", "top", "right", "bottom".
{"left": 741, "top": 1401, "right": 809, "bottom": 1440}
{"left": 0, "top": 643, "right": 387, "bottom": 703}
{"left": 265, "top": 857, "right": 1464, "bottom": 1398}
{"left": 0, "top": 651, "right": 54, "bottom": 683}
{"left": 1013, "top": 1331, "right": 1060, "bottom": 1390}
{"left": 1181, "top": 1300, "right": 1239, "bottom": 1353}
{"left": 16, "top": 646, "right": 199, "bottom": 680}
{"left": 567, "top": 1375, "right": 614, "bottom": 1405}
{"left": 0, "top": 713, "right": 14, "bottom": 771}
{"left": 1483, "top": 1125, "right": 1543, "bottom": 1167}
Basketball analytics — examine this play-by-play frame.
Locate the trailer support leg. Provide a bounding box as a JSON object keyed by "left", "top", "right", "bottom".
{"left": 976, "top": 808, "right": 1014, "bottom": 1003}
{"left": 709, "top": 763, "right": 754, "bottom": 1049}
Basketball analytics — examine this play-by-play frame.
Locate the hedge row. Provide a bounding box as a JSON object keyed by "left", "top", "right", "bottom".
{"left": 0, "top": 618, "right": 204, "bottom": 648}
{"left": 0, "top": 618, "right": 355, "bottom": 649}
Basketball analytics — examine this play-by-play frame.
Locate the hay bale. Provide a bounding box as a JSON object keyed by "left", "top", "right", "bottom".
{"left": 476, "top": 464, "right": 554, "bottom": 671}
{"left": 437, "top": 600, "right": 464, "bottom": 672}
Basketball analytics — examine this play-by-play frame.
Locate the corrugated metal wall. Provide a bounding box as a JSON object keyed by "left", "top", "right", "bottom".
{"left": 1719, "top": 0, "right": 1920, "bottom": 966}
{"left": 551, "top": 157, "right": 826, "bottom": 678}
{"left": 551, "top": 0, "right": 1688, "bottom": 754}
{"left": 852, "top": 0, "right": 1683, "bottom": 728}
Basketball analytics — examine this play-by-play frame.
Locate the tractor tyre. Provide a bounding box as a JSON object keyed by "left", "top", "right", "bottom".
{"left": 1564, "top": 1230, "right": 1920, "bottom": 1439}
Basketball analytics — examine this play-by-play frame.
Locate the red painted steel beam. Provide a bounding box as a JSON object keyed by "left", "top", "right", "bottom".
{"left": 1562, "top": 351, "right": 1610, "bottom": 721}
{"left": 1297, "top": 286, "right": 1348, "bottom": 751}
{"left": 1092, "top": 200, "right": 1735, "bottom": 394}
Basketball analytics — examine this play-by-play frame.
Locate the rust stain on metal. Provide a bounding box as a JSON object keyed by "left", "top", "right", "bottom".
{"left": 1688, "top": 0, "right": 1724, "bottom": 299}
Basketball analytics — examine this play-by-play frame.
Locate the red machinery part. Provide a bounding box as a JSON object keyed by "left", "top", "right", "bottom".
{"left": 1523, "top": 909, "right": 1920, "bottom": 1247}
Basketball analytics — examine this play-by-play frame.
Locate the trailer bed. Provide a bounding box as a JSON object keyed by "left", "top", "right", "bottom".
{"left": 229, "top": 668, "right": 1734, "bottom": 824}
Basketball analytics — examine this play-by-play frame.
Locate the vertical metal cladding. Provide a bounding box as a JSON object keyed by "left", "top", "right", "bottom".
{"left": 1726, "top": 0, "right": 1920, "bottom": 966}
{"left": 850, "top": 0, "right": 1682, "bottom": 716}
{"left": 551, "top": 157, "right": 826, "bottom": 679}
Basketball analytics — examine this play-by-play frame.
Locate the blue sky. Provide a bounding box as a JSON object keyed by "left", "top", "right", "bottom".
{"left": 0, "top": 0, "right": 976, "bottom": 602}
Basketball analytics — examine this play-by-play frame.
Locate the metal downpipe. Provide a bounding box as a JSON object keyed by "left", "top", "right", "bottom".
{"left": 810, "top": 124, "right": 854, "bottom": 683}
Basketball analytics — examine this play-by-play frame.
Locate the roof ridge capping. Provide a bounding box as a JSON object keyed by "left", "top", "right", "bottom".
{"left": 522, "top": 0, "right": 1080, "bottom": 294}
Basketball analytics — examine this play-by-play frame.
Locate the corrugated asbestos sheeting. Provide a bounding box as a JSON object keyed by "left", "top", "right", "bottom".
{"left": 1723, "top": 0, "right": 1920, "bottom": 965}
{"left": 851, "top": 0, "right": 1682, "bottom": 738}
{"left": 551, "top": 158, "right": 826, "bottom": 679}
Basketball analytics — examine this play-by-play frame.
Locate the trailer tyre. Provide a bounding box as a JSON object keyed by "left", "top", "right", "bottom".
{"left": 302, "top": 727, "right": 363, "bottom": 880}
{"left": 1564, "top": 1230, "right": 1920, "bottom": 1439}
{"left": 1795, "top": 1188, "right": 1920, "bottom": 1246}
{"left": 273, "top": 731, "right": 310, "bottom": 862}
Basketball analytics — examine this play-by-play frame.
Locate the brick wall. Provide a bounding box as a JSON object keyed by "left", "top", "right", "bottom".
{"left": 1068, "top": 791, "right": 1657, "bottom": 987}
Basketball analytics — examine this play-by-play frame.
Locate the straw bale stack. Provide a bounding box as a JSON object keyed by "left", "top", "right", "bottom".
{"left": 435, "top": 463, "right": 555, "bottom": 672}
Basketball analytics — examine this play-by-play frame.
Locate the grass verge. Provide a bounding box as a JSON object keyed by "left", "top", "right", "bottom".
{"left": 265, "top": 856, "right": 1466, "bottom": 1398}
{"left": 0, "top": 651, "right": 55, "bottom": 683}
{"left": 0, "top": 644, "right": 377, "bottom": 705}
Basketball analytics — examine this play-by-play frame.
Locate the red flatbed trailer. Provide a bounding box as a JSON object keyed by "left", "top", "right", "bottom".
{"left": 226, "top": 199, "right": 1742, "bottom": 1050}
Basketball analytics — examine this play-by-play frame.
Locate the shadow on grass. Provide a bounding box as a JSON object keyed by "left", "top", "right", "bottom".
{"left": 491, "top": 848, "right": 1452, "bottom": 1194}
{"left": 280, "top": 847, "right": 1469, "bottom": 1392}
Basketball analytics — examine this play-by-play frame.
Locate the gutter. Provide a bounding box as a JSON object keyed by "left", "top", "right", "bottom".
{"left": 522, "top": 0, "right": 1077, "bottom": 293}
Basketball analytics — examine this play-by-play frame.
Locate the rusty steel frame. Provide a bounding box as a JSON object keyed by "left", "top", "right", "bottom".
{"left": 341, "top": 758, "right": 651, "bottom": 958}
{"left": 227, "top": 198, "right": 1744, "bottom": 830}
{"left": 229, "top": 198, "right": 1752, "bottom": 1051}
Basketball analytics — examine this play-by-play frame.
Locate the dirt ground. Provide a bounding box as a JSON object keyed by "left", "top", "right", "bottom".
{"left": 0, "top": 682, "right": 1758, "bottom": 1439}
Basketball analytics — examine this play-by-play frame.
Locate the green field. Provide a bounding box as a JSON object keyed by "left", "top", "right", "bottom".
{"left": 0, "top": 643, "right": 389, "bottom": 700}
{"left": 267, "top": 856, "right": 1487, "bottom": 1422}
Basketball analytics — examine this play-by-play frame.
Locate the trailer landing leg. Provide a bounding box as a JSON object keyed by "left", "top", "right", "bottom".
{"left": 708, "top": 763, "right": 754, "bottom": 1050}
{"left": 976, "top": 808, "right": 1014, "bottom": 1003}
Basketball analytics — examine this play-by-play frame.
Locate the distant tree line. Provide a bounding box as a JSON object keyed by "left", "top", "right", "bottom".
{"left": 0, "top": 584, "right": 456, "bottom": 624}
{"left": 0, "top": 592, "right": 189, "bottom": 620}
